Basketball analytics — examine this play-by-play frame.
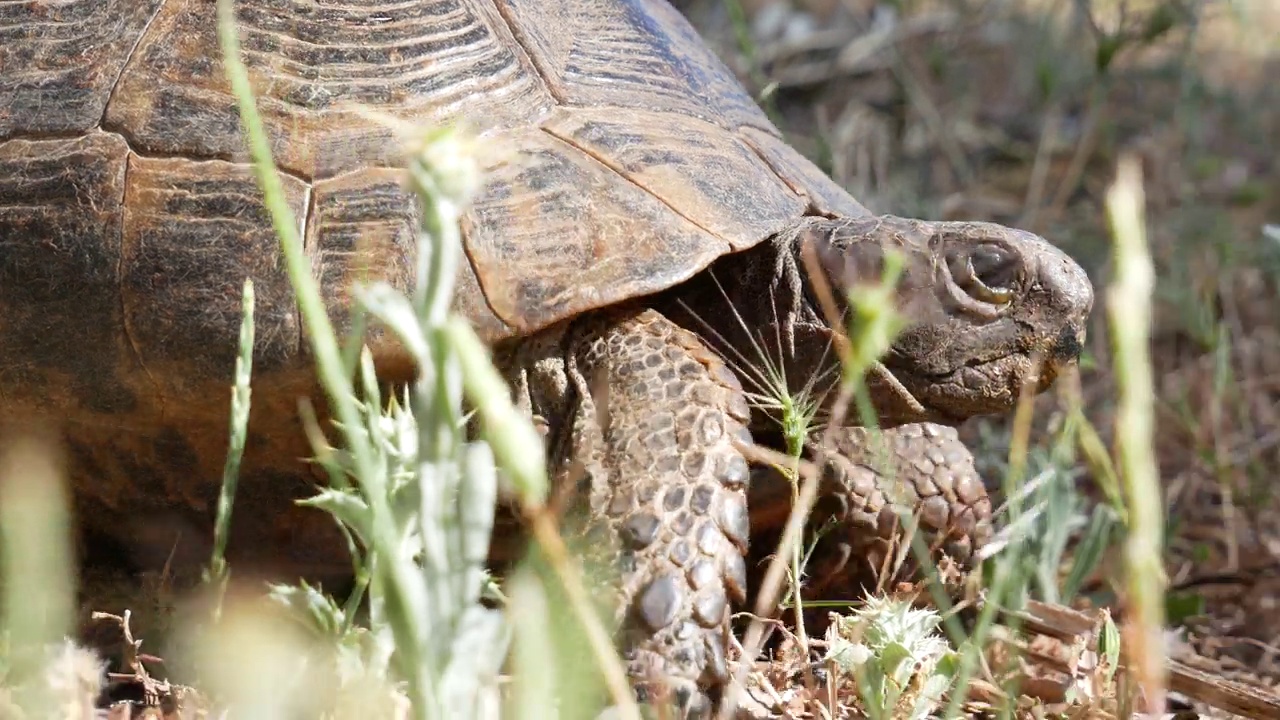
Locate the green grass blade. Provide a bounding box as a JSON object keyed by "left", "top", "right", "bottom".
{"left": 205, "top": 278, "right": 256, "bottom": 604}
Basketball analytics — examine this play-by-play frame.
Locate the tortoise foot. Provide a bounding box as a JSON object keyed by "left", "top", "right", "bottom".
{"left": 748, "top": 422, "right": 994, "bottom": 603}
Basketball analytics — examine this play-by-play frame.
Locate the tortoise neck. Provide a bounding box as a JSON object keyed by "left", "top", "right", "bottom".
{"left": 657, "top": 229, "right": 838, "bottom": 413}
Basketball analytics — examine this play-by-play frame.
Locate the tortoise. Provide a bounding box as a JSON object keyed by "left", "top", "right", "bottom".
{"left": 0, "top": 0, "right": 1094, "bottom": 710}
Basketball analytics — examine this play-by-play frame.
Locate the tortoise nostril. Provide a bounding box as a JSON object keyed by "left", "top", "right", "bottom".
{"left": 1052, "top": 324, "right": 1085, "bottom": 363}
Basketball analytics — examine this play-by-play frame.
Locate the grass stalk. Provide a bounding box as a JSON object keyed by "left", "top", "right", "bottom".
{"left": 204, "top": 278, "right": 256, "bottom": 612}
{"left": 1105, "top": 153, "right": 1166, "bottom": 713}
{"left": 214, "top": 2, "right": 367, "bottom": 466}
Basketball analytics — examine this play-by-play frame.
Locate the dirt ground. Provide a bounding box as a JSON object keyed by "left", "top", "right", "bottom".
{"left": 672, "top": 0, "right": 1280, "bottom": 705}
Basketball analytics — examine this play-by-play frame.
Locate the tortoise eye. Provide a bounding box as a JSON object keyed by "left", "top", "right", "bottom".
{"left": 969, "top": 246, "right": 1019, "bottom": 290}
{"left": 948, "top": 245, "right": 1019, "bottom": 304}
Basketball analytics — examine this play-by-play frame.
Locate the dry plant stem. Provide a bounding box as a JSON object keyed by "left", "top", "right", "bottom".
{"left": 1106, "top": 154, "right": 1166, "bottom": 714}
{"left": 738, "top": 444, "right": 822, "bottom": 491}
{"left": 800, "top": 238, "right": 854, "bottom": 370}
{"left": 785, "top": 461, "right": 815, "bottom": 695}
{"left": 939, "top": 545, "right": 1026, "bottom": 720}
{"left": 1004, "top": 361, "right": 1045, "bottom": 526}
{"left": 523, "top": 505, "right": 642, "bottom": 720}
{"left": 1038, "top": 85, "right": 1107, "bottom": 233}
{"left": 887, "top": 46, "right": 974, "bottom": 188}
{"left": 722, "top": 241, "right": 872, "bottom": 718}
{"left": 1018, "top": 110, "right": 1063, "bottom": 230}
{"left": 718, "top": 393, "right": 846, "bottom": 720}
{"left": 778, "top": 416, "right": 815, "bottom": 694}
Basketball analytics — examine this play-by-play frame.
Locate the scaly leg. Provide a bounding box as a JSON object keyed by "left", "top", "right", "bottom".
{"left": 519, "top": 307, "right": 755, "bottom": 711}
{"left": 747, "top": 423, "right": 993, "bottom": 607}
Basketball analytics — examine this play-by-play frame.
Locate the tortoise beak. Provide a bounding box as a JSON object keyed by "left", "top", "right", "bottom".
{"left": 1031, "top": 236, "right": 1094, "bottom": 381}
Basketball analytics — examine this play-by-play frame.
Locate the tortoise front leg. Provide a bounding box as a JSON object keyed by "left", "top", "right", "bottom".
{"left": 747, "top": 423, "right": 993, "bottom": 607}
{"left": 545, "top": 307, "right": 755, "bottom": 710}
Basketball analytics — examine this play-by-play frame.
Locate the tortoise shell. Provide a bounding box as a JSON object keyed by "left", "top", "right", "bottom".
{"left": 0, "top": 0, "right": 864, "bottom": 574}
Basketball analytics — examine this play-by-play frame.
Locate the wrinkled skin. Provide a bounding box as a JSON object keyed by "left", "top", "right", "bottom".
{"left": 499, "top": 214, "right": 1093, "bottom": 714}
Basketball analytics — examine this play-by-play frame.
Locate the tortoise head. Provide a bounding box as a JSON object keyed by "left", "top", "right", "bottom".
{"left": 800, "top": 215, "right": 1095, "bottom": 425}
